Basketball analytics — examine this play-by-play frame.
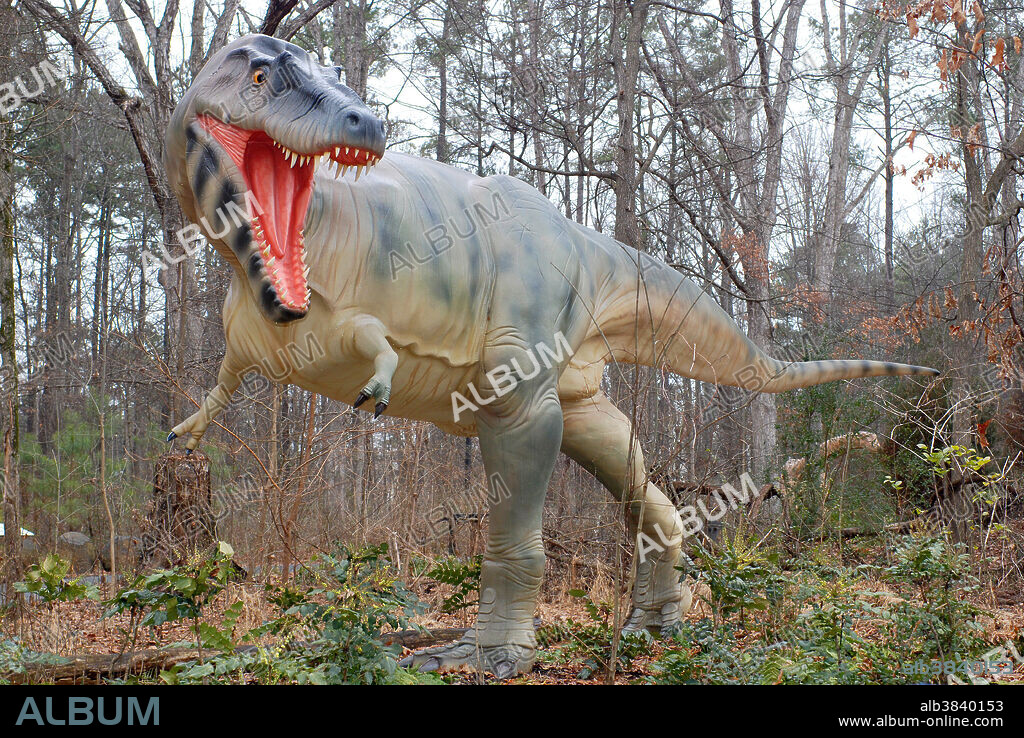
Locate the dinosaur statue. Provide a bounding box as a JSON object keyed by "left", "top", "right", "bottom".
{"left": 164, "top": 34, "right": 939, "bottom": 677}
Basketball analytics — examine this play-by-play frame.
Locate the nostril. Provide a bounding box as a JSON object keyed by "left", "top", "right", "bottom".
{"left": 345, "top": 112, "right": 361, "bottom": 128}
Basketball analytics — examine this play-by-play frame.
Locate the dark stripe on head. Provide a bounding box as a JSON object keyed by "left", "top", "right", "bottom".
{"left": 234, "top": 224, "right": 253, "bottom": 258}
{"left": 247, "top": 251, "right": 264, "bottom": 280}
{"left": 192, "top": 144, "right": 219, "bottom": 202}
{"left": 216, "top": 179, "right": 251, "bottom": 258}
{"left": 219, "top": 178, "right": 237, "bottom": 207}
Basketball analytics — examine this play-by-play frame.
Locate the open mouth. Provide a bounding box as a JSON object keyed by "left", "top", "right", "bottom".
{"left": 197, "top": 114, "right": 382, "bottom": 315}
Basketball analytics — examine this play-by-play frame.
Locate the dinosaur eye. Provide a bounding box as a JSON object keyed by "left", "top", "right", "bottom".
{"left": 253, "top": 69, "right": 267, "bottom": 85}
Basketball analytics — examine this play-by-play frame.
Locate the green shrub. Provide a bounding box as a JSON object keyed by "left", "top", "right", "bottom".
{"left": 537, "top": 590, "right": 652, "bottom": 679}
{"left": 691, "top": 539, "right": 786, "bottom": 626}
{"left": 424, "top": 555, "right": 481, "bottom": 613}
{"left": 653, "top": 533, "right": 995, "bottom": 685}
{"left": 15, "top": 554, "right": 99, "bottom": 604}
{"left": 878, "top": 533, "right": 989, "bottom": 668}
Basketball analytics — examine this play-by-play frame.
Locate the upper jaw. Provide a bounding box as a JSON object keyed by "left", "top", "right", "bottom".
{"left": 269, "top": 139, "right": 382, "bottom": 181}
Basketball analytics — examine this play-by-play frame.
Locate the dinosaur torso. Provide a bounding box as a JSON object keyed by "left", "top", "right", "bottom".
{"left": 222, "top": 152, "right": 578, "bottom": 434}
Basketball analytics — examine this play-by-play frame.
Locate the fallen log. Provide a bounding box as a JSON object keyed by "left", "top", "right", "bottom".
{"left": 3, "top": 646, "right": 235, "bottom": 685}
{"left": 381, "top": 627, "right": 468, "bottom": 650}
{"left": 4, "top": 627, "right": 469, "bottom": 684}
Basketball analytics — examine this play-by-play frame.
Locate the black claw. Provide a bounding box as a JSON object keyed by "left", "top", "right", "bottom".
{"left": 374, "top": 402, "right": 388, "bottom": 419}
{"left": 166, "top": 431, "right": 177, "bottom": 442}
{"left": 353, "top": 391, "right": 370, "bottom": 408}
{"left": 185, "top": 448, "right": 193, "bottom": 455}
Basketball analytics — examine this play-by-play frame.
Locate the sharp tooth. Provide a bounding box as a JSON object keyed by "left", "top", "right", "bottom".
{"left": 354, "top": 166, "right": 362, "bottom": 182}
{"left": 342, "top": 165, "right": 349, "bottom": 177}
{"left": 344, "top": 146, "right": 351, "bottom": 157}
{"left": 335, "top": 146, "right": 341, "bottom": 157}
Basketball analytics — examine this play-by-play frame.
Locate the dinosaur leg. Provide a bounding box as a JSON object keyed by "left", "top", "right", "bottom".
{"left": 560, "top": 391, "right": 692, "bottom": 634}
{"left": 167, "top": 363, "right": 242, "bottom": 452}
{"left": 401, "top": 349, "right": 562, "bottom": 678}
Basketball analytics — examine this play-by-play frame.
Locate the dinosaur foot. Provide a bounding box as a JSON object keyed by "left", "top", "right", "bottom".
{"left": 399, "top": 636, "right": 535, "bottom": 679}
{"left": 166, "top": 431, "right": 177, "bottom": 442}
{"left": 353, "top": 392, "right": 388, "bottom": 418}
{"left": 621, "top": 601, "right": 687, "bottom": 637}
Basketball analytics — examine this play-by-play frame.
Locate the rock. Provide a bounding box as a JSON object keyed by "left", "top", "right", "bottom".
{"left": 58, "top": 531, "right": 91, "bottom": 547}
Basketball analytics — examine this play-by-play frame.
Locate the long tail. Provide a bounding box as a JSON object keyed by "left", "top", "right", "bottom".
{"left": 746, "top": 357, "right": 939, "bottom": 393}
{"left": 596, "top": 248, "right": 940, "bottom": 392}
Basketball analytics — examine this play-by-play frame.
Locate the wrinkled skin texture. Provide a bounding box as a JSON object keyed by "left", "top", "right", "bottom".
{"left": 165, "top": 35, "right": 939, "bottom": 678}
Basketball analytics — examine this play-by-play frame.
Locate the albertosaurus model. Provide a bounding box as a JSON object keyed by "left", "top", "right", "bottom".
{"left": 165, "top": 34, "right": 939, "bottom": 677}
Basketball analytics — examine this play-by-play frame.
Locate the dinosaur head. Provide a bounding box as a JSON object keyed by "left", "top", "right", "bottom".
{"left": 166, "top": 34, "right": 386, "bottom": 324}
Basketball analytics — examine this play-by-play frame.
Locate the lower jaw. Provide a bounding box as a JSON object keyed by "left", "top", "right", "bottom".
{"left": 254, "top": 274, "right": 309, "bottom": 325}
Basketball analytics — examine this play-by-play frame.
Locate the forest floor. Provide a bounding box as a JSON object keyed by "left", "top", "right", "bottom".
{"left": 3, "top": 527, "right": 1024, "bottom": 685}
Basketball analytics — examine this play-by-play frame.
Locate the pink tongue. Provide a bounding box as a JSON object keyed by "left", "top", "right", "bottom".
{"left": 247, "top": 142, "right": 291, "bottom": 259}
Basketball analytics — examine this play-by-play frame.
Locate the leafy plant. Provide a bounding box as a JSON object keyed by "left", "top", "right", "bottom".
{"left": 243, "top": 543, "right": 429, "bottom": 685}
{"left": 537, "top": 590, "right": 651, "bottom": 679}
{"left": 690, "top": 539, "right": 785, "bottom": 625}
{"left": 0, "top": 638, "right": 70, "bottom": 684}
{"left": 107, "top": 543, "right": 436, "bottom": 685}
{"left": 878, "top": 533, "right": 989, "bottom": 668}
{"left": 780, "top": 567, "right": 906, "bottom": 684}
{"left": 651, "top": 618, "right": 782, "bottom": 684}
{"left": 14, "top": 554, "right": 99, "bottom": 604}
{"left": 425, "top": 555, "right": 481, "bottom": 613}
{"left": 652, "top": 534, "right": 996, "bottom": 686}
{"left": 104, "top": 541, "right": 238, "bottom": 656}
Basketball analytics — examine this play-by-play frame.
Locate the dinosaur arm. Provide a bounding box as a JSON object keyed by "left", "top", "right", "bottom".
{"left": 344, "top": 314, "right": 398, "bottom": 417}
{"left": 168, "top": 360, "right": 243, "bottom": 452}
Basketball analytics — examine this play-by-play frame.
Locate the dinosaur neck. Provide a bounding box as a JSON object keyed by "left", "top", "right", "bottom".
{"left": 304, "top": 183, "right": 327, "bottom": 246}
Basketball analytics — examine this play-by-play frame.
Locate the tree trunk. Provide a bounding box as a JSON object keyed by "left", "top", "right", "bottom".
{"left": 1, "top": 99, "right": 20, "bottom": 586}
{"left": 334, "top": 0, "right": 369, "bottom": 98}
{"left": 610, "top": 0, "right": 649, "bottom": 249}
{"left": 140, "top": 451, "right": 216, "bottom": 568}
